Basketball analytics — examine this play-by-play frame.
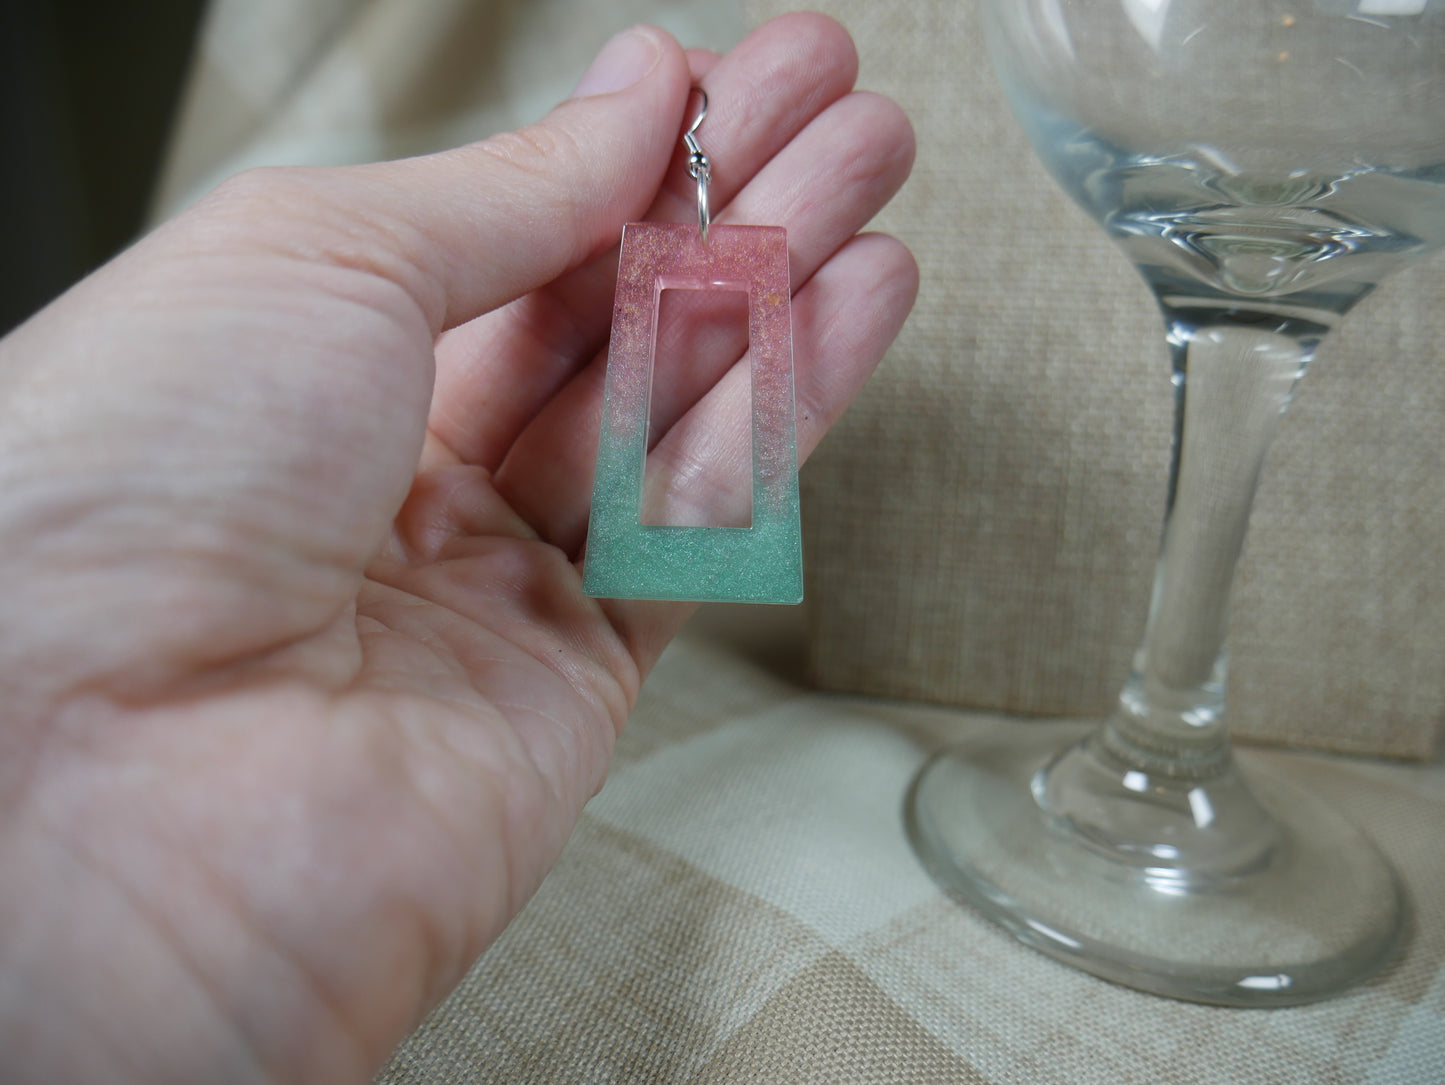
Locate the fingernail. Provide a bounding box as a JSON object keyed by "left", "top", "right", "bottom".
{"left": 571, "top": 26, "right": 661, "bottom": 98}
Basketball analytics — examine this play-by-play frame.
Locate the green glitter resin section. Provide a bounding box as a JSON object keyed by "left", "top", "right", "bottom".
{"left": 583, "top": 222, "right": 803, "bottom": 604}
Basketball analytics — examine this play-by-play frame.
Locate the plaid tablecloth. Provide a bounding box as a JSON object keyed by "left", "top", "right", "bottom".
{"left": 378, "top": 624, "right": 1445, "bottom": 1084}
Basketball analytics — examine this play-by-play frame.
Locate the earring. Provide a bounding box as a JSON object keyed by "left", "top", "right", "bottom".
{"left": 582, "top": 90, "right": 803, "bottom": 604}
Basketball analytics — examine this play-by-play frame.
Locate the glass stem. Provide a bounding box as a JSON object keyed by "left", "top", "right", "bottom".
{"left": 1103, "top": 318, "right": 1311, "bottom": 778}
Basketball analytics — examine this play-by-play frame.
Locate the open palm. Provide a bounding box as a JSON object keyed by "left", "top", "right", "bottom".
{"left": 0, "top": 15, "right": 916, "bottom": 1084}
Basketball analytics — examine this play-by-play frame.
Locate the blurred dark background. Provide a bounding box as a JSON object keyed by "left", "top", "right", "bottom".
{"left": 2, "top": 2, "right": 207, "bottom": 335}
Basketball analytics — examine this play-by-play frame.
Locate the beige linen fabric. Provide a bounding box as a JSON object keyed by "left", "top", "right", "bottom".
{"left": 741, "top": 0, "right": 1445, "bottom": 759}
{"left": 378, "top": 632, "right": 1445, "bottom": 1083}
{"left": 151, "top": 0, "right": 744, "bottom": 219}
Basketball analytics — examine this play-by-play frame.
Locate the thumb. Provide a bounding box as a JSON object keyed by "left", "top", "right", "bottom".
{"left": 207, "top": 24, "right": 692, "bottom": 334}
{"left": 377, "top": 23, "right": 690, "bottom": 329}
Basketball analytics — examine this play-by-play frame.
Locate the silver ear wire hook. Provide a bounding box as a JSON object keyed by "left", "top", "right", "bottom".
{"left": 682, "top": 89, "right": 711, "bottom": 243}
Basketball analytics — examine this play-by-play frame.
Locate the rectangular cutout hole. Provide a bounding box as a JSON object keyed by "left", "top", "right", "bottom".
{"left": 642, "top": 286, "right": 752, "bottom": 527}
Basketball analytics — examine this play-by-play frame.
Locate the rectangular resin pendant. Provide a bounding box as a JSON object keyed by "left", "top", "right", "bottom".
{"left": 582, "top": 221, "right": 803, "bottom": 603}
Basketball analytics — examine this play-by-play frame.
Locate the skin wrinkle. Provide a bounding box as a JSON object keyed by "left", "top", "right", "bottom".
{"left": 18, "top": 577, "right": 336, "bottom": 714}
{"left": 86, "top": 683, "right": 498, "bottom": 1081}
{"left": 395, "top": 466, "right": 546, "bottom": 563}
{"left": 358, "top": 697, "right": 520, "bottom": 1014}
{"left": 151, "top": 826, "right": 378, "bottom": 1085}
{"left": 725, "top": 94, "right": 912, "bottom": 270}
{"left": 468, "top": 289, "right": 605, "bottom": 459}
{"left": 644, "top": 372, "right": 753, "bottom": 528}
{"left": 385, "top": 475, "right": 458, "bottom": 568}
{"left": 358, "top": 567, "right": 634, "bottom": 743}
{"left": 3, "top": 955, "right": 155, "bottom": 1085}
{"left": 790, "top": 235, "right": 918, "bottom": 429}
{"left": 0, "top": 453, "right": 301, "bottom": 569}
{"left": 369, "top": 554, "right": 601, "bottom": 690}
{"left": 18, "top": 815, "right": 278, "bottom": 1085}
{"left": 597, "top": 598, "right": 697, "bottom": 686}
{"left": 731, "top": 103, "right": 907, "bottom": 263}
{"left": 65, "top": 530, "right": 597, "bottom": 717}
{"left": 460, "top": 117, "right": 670, "bottom": 322}
{"left": 464, "top": 697, "right": 582, "bottom": 922}
{"left": 803, "top": 96, "right": 915, "bottom": 222}
{"left": 96, "top": 598, "right": 366, "bottom": 707}
{"left": 431, "top": 530, "right": 557, "bottom": 565}
{"left": 492, "top": 366, "right": 608, "bottom": 551}
{"left": 486, "top": 697, "right": 591, "bottom": 804}
{"left": 207, "top": 168, "right": 451, "bottom": 342}
{"left": 0, "top": 725, "right": 44, "bottom": 827}
{"left": 354, "top": 621, "right": 474, "bottom": 690}
{"left": 428, "top": 254, "right": 620, "bottom": 467}
{"left": 342, "top": 638, "right": 576, "bottom": 980}
{"left": 123, "top": 549, "right": 352, "bottom": 667}
{"left": 186, "top": 700, "right": 499, "bottom": 1078}
{"left": 6, "top": 289, "right": 426, "bottom": 635}
{"left": 231, "top": 603, "right": 366, "bottom": 693}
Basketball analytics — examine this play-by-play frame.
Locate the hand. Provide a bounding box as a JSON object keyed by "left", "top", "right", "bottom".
{"left": 0, "top": 14, "right": 916, "bottom": 1083}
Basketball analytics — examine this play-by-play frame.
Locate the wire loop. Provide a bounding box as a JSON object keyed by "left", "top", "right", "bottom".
{"left": 682, "top": 89, "right": 711, "bottom": 243}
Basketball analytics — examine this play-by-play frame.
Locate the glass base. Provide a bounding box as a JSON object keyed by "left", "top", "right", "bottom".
{"left": 905, "top": 721, "right": 1406, "bottom": 1007}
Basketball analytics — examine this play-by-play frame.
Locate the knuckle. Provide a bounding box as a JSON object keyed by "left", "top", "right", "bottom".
{"left": 475, "top": 122, "right": 588, "bottom": 187}
{"left": 204, "top": 165, "right": 325, "bottom": 223}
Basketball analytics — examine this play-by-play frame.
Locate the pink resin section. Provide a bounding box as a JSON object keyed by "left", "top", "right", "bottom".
{"left": 583, "top": 221, "right": 803, "bottom": 603}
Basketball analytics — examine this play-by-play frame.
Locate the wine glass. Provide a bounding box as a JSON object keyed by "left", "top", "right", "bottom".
{"left": 906, "top": 0, "right": 1445, "bottom": 1006}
